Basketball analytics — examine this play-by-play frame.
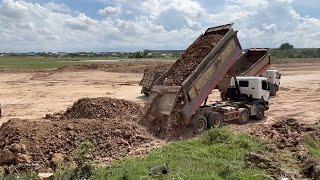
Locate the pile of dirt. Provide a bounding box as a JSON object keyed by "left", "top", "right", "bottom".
{"left": 0, "top": 97, "right": 163, "bottom": 173}
{"left": 247, "top": 119, "right": 320, "bottom": 179}
{"left": 58, "top": 61, "right": 173, "bottom": 74}
{"left": 250, "top": 119, "right": 314, "bottom": 150}
{"left": 61, "top": 97, "right": 142, "bottom": 120}
{"left": 161, "top": 34, "right": 223, "bottom": 86}
{"left": 0, "top": 118, "right": 157, "bottom": 173}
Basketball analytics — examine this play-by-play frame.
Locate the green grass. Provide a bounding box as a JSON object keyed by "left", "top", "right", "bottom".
{"left": 0, "top": 56, "right": 319, "bottom": 72}
{"left": 96, "top": 128, "right": 268, "bottom": 180}
{"left": 0, "top": 56, "right": 176, "bottom": 71}
{"left": 303, "top": 124, "right": 320, "bottom": 159}
{"left": 0, "top": 56, "right": 89, "bottom": 71}
{"left": 0, "top": 129, "right": 269, "bottom": 179}
{"left": 272, "top": 58, "right": 320, "bottom": 64}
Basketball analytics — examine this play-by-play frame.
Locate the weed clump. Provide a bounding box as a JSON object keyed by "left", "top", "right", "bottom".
{"left": 202, "top": 128, "right": 232, "bottom": 144}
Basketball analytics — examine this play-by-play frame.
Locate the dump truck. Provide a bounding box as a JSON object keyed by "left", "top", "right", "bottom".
{"left": 144, "top": 24, "right": 275, "bottom": 135}
{"left": 219, "top": 48, "right": 281, "bottom": 99}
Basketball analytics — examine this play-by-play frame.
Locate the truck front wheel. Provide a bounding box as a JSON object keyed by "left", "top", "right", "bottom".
{"left": 193, "top": 115, "right": 207, "bottom": 134}
{"left": 238, "top": 108, "right": 250, "bottom": 125}
{"left": 208, "top": 112, "right": 223, "bottom": 128}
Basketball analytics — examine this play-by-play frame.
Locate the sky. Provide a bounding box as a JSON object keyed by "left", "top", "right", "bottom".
{"left": 0, "top": 0, "right": 320, "bottom": 52}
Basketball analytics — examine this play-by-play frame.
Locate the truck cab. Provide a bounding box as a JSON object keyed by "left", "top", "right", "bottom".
{"left": 266, "top": 70, "right": 281, "bottom": 96}
{"left": 231, "top": 77, "right": 270, "bottom": 102}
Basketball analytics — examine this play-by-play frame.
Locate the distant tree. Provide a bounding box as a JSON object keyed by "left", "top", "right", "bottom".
{"left": 279, "top": 43, "right": 294, "bottom": 50}
{"left": 317, "top": 48, "right": 320, "bottom": 57}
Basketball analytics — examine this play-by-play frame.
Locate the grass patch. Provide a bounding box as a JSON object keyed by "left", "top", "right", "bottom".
{"left": 0, "top": 56, "right": 89, "bottom": 71}
{"left": 0, "top": 57, "right": 176, "bottom": 71}
{"left": 102, "top": 128, "right": 267, "bottom": 179}
{"left": 303, "top": 124, "right": 320, "bottom": 159}
{"left": 306, "top": 137, "right": 320, "bottom": 159}
{"left": 0, "top": 129, "right": 268, "bottom": 179}
{"left": 272, "top": 58, "right": 320, "bottom": 64}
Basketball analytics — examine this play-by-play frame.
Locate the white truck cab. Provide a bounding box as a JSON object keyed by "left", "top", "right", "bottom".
{"left": 266, "top": 69, "right": 281, "bottom": 96}
{"left": 231, "top": 77, "right": 270, "bottom": 102}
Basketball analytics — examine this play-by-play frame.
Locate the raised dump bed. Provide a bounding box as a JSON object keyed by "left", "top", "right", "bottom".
{"left": 234, "top": 48, "right": 271, "bottom": 76}
{"left": 147, "top": 24, "right": 243, "bottom": 124}
{"left": 218, "top": 48, "right": 271, "bottom": 95}
{"left": 139, "top": 69, "right": 166, "bottom": 95}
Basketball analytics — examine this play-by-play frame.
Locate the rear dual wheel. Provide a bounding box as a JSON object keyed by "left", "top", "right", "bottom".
{"left": 207, "top": 112, "right": 223, "bottom": 129}
{"left": 193, "top": 115, "right": 207, "bottom": 134}
{"left": 193, "top": 112, "right": 224, "bottom": 134}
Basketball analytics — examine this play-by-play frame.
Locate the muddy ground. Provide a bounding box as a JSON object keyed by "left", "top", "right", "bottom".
{"left": 0, "top": 61, "right": 319, "bottom": 175}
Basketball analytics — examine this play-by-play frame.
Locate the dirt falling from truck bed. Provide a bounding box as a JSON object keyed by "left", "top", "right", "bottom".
{"left": 162, "top": 34, "right": 223, "bottom": 86}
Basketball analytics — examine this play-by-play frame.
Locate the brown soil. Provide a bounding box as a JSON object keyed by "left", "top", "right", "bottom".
{"left": 0, "top": 97, "right": 162, "bottom": 173}
{"left": 58, "top": 61, "right": 172, "bottom": 74}
{"left": 61, "top": 97, "right": 142, "bottom": 120}
{"left": 161, "top": 34, "right": 223, "bottom": 86}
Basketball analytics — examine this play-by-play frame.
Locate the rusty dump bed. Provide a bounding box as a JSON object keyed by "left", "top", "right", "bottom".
{"left": 234, "top": 48, "right": 271, "bottom": 76}
{"left": 148, "top": 24, "right": 243, "bottom": 123}
{"left": 139, "top": 70, "right": 162, "bottom": 88}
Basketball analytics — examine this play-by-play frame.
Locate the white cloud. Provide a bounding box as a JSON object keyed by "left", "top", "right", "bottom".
{"left": 0, "top": 0, "right": 320, "bottom": 52}
{"left": 98, "top": 6, "right": 122, "bottom": 16}
{"left": 45, "top": 2, "right": 71, "bottom": 14}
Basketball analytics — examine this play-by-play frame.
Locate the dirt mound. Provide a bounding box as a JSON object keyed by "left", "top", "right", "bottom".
{"left": 0, "top": 118, "right": 157, "bottom": 173}
{"left": 58, "top": 61, "right": 172, "bottom": 74}
{"left": 250, "top": 119, "right": 313, "bottom": 150}
{"left": 248, "top": 119, "right": 320, "bottom": 179}
{"left": 61, "top": 97, "right": 142, "bottom": 120}
{"left": 161, "top": 34, "right": 223, "bottom": 86}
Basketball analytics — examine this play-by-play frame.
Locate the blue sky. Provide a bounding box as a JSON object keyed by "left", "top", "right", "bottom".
{"left": 0, "top": 0, "right": 320, "bottom": 52}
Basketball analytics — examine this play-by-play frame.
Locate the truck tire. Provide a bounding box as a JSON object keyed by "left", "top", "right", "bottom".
{"left": 254, "top": 105, "right": 265, "bottom": 120}
{"left": 208, "top": 112, "right": 223, "bottom": 129}
{"left": 238, "top": 108, "right": 250, "bottom": 125}
{"left": 193, "top": 115, "right": 207, "bottom": 134}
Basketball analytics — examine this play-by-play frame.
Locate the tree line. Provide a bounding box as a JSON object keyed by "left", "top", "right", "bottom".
{"left": 270, "top": 43, "right": 320, "bottom": 59}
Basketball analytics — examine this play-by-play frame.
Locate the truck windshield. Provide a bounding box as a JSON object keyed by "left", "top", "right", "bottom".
{"left": 262, "top": 80, "right": 269, "bottom": 90}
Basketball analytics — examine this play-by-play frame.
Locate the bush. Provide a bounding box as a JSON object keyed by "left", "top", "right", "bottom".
{"left": 202, "top": 128, "right": 232, "bottom": 144}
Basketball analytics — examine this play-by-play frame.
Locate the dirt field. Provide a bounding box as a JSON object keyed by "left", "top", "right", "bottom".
{"left": 0, "top": 62, "right": 319, "bottom": 125}
{"left": 267, "top": 63, "right": 320, "bottom": 124}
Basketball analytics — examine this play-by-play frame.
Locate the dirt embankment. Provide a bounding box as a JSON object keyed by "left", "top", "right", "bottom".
{"left": 58, "top": 61, "right": 172, "bottom": 74}
{"left": 0, "top": 98, "right": 161, "bottom": 173}
{"left": 161, "top": 34, "right": 223, "bottom": 86}
{"left": 246, "top": 119, "right": 320, "bottom": 179}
